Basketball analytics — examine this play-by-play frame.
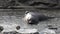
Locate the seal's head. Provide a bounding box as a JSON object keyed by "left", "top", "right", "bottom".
{"left": 24, "top": 11, "right": 39, "bottom": 24}
{"left": 24, "top": 11, "right": 32, "bottom": 24}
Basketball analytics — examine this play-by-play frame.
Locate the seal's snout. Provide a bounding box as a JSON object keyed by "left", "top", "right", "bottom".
{"left": 27, "top": 19, "right": 32, "bottom": 24}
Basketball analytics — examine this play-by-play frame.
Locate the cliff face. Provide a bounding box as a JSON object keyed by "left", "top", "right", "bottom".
{"left": 0, "top": 0, "right": 59, "bottom": 9}
{"left": 0, "top": 0, "right": 59, "bottom": 8}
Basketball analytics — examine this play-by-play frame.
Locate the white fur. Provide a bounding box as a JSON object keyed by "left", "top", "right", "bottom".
{"left": 24, "top": 13, "right": 32, "bottom": 22}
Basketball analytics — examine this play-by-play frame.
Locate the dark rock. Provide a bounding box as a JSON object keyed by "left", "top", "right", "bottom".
{"left": 16, "top": 26, "right": 20, "bottom": 30}
{"left": 33, "top": 0, "right": 58, "bottom": 4}
{"left": 24, "top": 0, "right": 58, "bottom": 7}
{"left": 0, "top": 26, "right": 4, "bottom": 32}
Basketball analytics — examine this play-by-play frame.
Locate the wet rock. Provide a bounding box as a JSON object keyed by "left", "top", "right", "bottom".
{"left": 24, "top": 0, "right": 58, "bottom": 7}
{"left": 33, "top": 0, "right": 58, "bottom": 4}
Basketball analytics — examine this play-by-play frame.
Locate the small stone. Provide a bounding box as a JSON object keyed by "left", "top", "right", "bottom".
{"left": 16, "top": 26, "right": 20, "bottom": 30}
{"left": 0, "top": 26, "right": 4, "bottom": 32}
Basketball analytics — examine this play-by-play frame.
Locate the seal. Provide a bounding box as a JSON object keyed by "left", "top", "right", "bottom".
{"left": 24, "top": 11, "right": 55, "bottom": 24}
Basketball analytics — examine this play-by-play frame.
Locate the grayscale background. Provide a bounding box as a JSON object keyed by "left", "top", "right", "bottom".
{"left": 0, "top": 0, "right": 60, "bottom": 34}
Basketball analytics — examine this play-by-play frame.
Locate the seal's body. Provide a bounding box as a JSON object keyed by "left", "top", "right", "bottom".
{"left": 24, "top": 11, "right": 54, "bottom": 24}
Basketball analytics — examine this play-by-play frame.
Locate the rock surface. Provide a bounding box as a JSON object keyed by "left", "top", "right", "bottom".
{"left": 0, "top": 0, "right": 59, "bottom": 8}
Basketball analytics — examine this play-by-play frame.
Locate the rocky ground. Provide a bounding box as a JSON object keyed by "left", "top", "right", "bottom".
{"left": 0, "top": 9, "right": 59, "bottom": 34}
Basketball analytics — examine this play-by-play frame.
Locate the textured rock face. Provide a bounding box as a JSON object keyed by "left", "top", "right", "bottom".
{"left": 0, "top": 0, "right": 59, "bottom": 9}
{"left": 0, "top": 0, "right": 59, "bottom": 7}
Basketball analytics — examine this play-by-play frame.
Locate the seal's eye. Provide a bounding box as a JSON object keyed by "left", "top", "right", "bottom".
{"left": 25, "top": 11, "right": 29, "bottom": 14}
